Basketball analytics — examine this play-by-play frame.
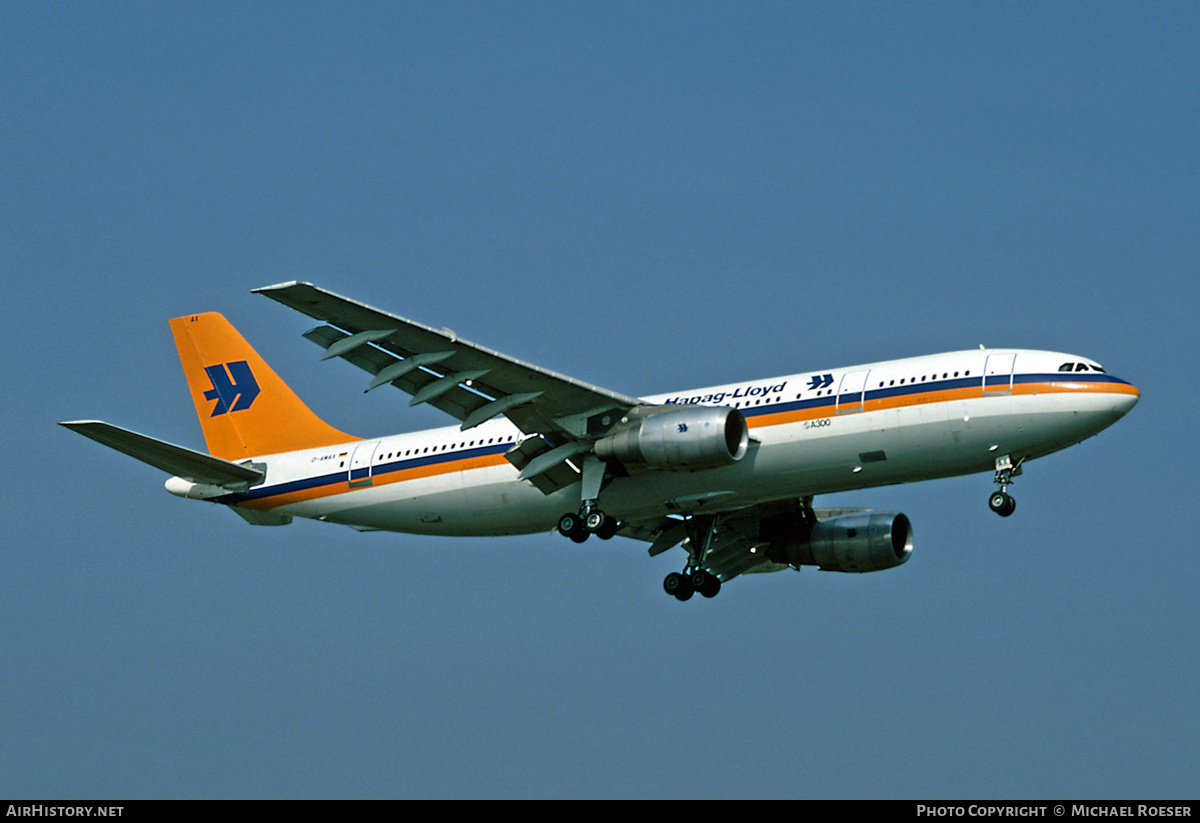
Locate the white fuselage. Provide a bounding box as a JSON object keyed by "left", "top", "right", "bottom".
{"left": 167, "top": 348, "right": 1139, "bottom": 535}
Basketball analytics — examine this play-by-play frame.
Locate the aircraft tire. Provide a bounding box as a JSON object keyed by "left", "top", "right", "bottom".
{"left": 584, "top": 510, "right": 609, "bottom": 533}
{"left": 663, "top": 572, "right": 694, "bottom": 601}
{"left": 595, "top": 517, "right": 620, "bottom": 540}
{"left": 558, "top": 512, "right": 589, "bottom": 542}
{"left": 989, "top": 492, "right": 1016, "bottom": 517}
{"left": 557, "top": 512, "right": 580, "bottom": 536}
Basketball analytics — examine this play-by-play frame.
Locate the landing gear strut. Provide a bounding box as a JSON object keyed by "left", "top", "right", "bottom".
{"left": 556, "top": 457, "right": 620, "bottom": 542}
{"left": 663, "top": 515, "right": 722, "bottom": 601}
{"left": 989, "top": 454, "right": 1023, "bottom": 517}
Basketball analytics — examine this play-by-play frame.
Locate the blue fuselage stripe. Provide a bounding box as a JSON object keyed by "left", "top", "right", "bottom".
{"left": 224, "top": 372, "right": 1131, "bottom": 505}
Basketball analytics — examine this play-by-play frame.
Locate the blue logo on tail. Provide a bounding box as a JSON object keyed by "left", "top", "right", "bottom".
{"left": 203, "top": 361, "right": 260, "bottom": 416}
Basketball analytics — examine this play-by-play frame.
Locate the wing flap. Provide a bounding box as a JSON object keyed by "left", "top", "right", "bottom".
{"left": 504, "top": 435, "right": 581, "bottom": 494}
{"left": 703, "top": 539, "right": 787, "bottom": 580}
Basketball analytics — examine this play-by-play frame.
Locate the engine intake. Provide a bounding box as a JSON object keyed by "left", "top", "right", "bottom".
{"left": 770, "top": 511, "right": 913, "bottom": 573}
{"left": 595, "top": 406, "right": 749, "bottom": 472}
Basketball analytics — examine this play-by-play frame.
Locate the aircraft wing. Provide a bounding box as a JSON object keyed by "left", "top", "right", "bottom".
{"left": 253, "top": 281, "right": 642, "bottom": 492}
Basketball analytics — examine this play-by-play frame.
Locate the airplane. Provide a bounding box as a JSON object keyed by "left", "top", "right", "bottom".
{"left": 62, "top": 282, "right": 1140, "bottom": 601}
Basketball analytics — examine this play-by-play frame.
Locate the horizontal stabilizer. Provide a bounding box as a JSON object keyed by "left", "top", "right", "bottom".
{"left": 60, "top": 421, "right": 264, "bottom": 490}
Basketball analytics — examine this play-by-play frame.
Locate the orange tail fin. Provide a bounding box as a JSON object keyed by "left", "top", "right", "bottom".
{"left": 170, "top": 313, "right": 358, "bottom": 460}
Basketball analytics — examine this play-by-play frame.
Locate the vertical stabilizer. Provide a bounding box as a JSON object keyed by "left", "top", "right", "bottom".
{"left": 170, "top": 313, "right": 358, "bottom": 460}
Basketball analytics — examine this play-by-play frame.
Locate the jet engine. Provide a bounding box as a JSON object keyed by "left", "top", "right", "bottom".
{"left": 594, "top": 406, "right": 749, "bottom": 472}
{"left": 768, "top": 511, "right": 913, "bottom": 573}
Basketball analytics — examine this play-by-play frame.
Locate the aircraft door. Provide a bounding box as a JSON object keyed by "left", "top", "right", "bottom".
{"left": 983, "top": 353, "right": 1017, "bottom": 395}
{"left": 836, "top": 369, "right": 871, "bottom": 414}
{"left": 348, "top": 441, "right": 380, "bottom": 489}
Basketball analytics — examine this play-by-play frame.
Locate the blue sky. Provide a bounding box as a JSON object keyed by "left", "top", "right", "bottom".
{"left": 4, "top": 2, "right": 1197, "bottom": 799}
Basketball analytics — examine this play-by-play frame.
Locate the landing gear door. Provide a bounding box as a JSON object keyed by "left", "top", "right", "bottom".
{"left": 983, "top": 353, "right": 1016, "bottom": 395}
{"left": 836, "top": 369, "right": 870, "bottom": 414}
{"left": 348, "top": 441, "right": 379, "bottom": 489}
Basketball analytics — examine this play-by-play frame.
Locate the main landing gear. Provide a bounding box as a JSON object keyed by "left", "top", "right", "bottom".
{"left": 556, "top": 456, "right": 621, "bottom": 542}
{"left": 988, "top": 454, "right": 1023, "bottom": 517}
{"left": 663, "top": 515, "right": 722, "bottom": 601}
{"left": 663, "top": 569, "right": 721, "bottom": 601}
{"left": 556, "top": 506, "right": 619, "bottom": 543}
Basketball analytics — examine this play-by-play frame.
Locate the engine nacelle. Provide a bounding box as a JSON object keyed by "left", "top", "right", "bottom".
{"left": 770, "top": 512, "right": 913, "bottom": 573}
{"left": 594, "top": 406, "right": 749, "bottom": 471}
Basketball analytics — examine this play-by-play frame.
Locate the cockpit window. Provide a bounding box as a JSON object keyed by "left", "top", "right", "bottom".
{"left": 1061, "top": 361, "right": 1108, "bottom": 374}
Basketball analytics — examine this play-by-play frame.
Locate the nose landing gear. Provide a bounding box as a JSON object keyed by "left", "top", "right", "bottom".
{"left": 989, "top": 454, "right": 1023, "bottom": 517}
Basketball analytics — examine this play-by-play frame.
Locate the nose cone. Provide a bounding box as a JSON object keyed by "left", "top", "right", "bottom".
{"left": 1111, "top": 381, "right": 1140, "bottom": 419}
{"left": 1084, "top": 379, "right": 1139, "bottom": 439}
{"left": 1058, "top": 375, "right": 1140, "bottom": 444}
{"left": 1113, "top": 386, "right": 1132, "bottom": 415}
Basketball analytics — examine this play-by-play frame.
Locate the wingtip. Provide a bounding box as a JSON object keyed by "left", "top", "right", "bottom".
{"left": 252, "top": 280, "right": 312, "bottom": 295}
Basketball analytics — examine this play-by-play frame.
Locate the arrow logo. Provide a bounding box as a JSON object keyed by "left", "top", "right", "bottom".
{"left": 203, "top": 361, "right": 261, "bottom": 416}
{"left": 807, "top": 374, "right": 834, "bottom": 391}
